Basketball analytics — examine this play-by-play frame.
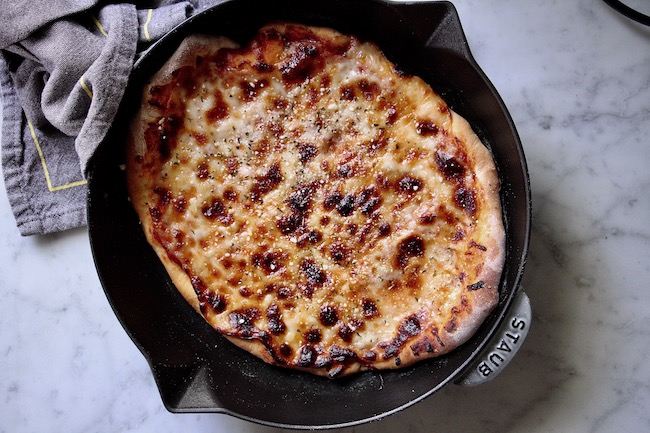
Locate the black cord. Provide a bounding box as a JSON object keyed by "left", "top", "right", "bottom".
{"left": 602, "top": 0, "right": 650, "bottom": 26}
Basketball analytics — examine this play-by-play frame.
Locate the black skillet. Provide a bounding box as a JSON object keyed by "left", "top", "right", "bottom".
{"left": 87, "top": 0, "right": 531, "bottom": 429}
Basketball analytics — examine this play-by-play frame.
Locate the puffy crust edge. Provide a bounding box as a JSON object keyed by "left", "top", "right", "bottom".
{"left": 434, "top": 110, "right": 505, "bottom": 353}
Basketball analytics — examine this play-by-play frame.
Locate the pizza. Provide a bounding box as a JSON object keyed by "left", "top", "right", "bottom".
{"left": 126, "top": 23, "right": 505, "bottom": 378}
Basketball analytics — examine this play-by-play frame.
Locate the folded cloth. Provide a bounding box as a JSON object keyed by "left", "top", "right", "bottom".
{"left": 0, "top": 0, "right": 213, "bottom": 235}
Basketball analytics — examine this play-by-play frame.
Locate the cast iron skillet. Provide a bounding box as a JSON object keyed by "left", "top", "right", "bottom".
{"left": 87, "top": 0, "right": 531, "bottom": 429}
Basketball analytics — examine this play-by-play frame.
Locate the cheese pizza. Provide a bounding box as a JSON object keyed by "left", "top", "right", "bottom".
{"left": 126, "top": 23, "right": 505, "bottom": 377}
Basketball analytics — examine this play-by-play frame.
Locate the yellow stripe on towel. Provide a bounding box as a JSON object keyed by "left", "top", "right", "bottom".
{"left": 92, "top": 16, "right": 108, "bottom": 37}
{"left": 79, "top": 75, "right": 93, "bottom": 99}
{"left": 144, "top": 9, "right": 153, "bottom": 42}
{"left": 26, "top": 119, "right": 88, "bottom": 192}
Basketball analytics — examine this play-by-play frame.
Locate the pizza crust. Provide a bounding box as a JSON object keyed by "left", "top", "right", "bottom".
{"left": 126, "top": 24, "right": 506, "bottom": 377}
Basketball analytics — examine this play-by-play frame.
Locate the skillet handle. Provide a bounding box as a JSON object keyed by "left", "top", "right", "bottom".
{"left": 455, "top": 290, "right": 531, "bottom": 386}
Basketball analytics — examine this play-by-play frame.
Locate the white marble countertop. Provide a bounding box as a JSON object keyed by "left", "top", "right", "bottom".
{"left": 2, "top": 1, "right": 649, "bottom": 432}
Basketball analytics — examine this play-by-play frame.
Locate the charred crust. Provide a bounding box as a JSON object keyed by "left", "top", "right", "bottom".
{"left": 323, "top": 191, "right": 343, "bottom": 210}
{"left": 356, "top": 187, "right": 382, "bottom": 215}
{"left": 266, "top": 304, "right": 286, "bottom": 335}
{"left": 435, "top": 152, "right": 478, "bottom": 216}
{"left": 297, "top": 230, "right": 323, "bottom": 248}
{"left": 382, "top": 315, "right": 422, "bottom": 360}
{"left": 147, "top": 84, "right": 172, "bottom": 109}
{"left": 300, "top": 259, "right": 327, "bottom": 286}
{"left": 279, "top": 343, "right": 293, "bottom": 358}
{"left": 277, "top": 212, "right": 303, "bottom": 235}
{"left": 395, "top": 235, "right": 425, "bottom": 269}
{"left": 454, "top": 187, "right": 477, "bottom": 216}
{"left": 223, "top": 188, "right": 239, "bottom": 202}
{"left": 153, "top": 186, "right": 172, "bottom": 206}
{"left": 410, "top": 337, "right": 436, "bottom": 356}
{"left": 469, "top": 240, "right": 488, "bottom": 251}
{"left": 377, "top": 222, "right": 391, "bottom": 237}
{"left": 201, "top": 197, "right": 233, "bottom": 226}
{"left": 196, "top": 162, "right": 210, "bottom": 180}
{"left": 435, "top": 152, "right": 466, "bottom": 181}
{"left": 253, "top": 61, "right": 274, "bottom": 72}
{"left": 229, "top": 308, "right": 261, "bottom": 338}
{"left": 304, "top": 328, "right": 322, "bottom": 343}
{"left": 202, "top": 291, "right": 227, "bottom": 314}
{"left": 329, "top": 242, "right": 350, "bottom": 264}
{"left": 145, "top": 115, "right": 181, "bottom": 161}
{"left": 239, "top": 78, "right": 269, "bottom": 102}
{"left": 467, "top": 280, "right": 486, "bottom": 291}
{"left": 193, "top": 275, "right": 228, "bottom": 314}
{"left": 431, "top": 326, "right": 445, "bottom": 347}
{"left": 206, "top": 91, "right": 229, "bottom": 123}
{"left": 415, "top": 120, "right": 439, "bottom": 136}
{"left": 250, "top": 162, "right": 283, "bottom": 202}
{"left": 288, "top": 183, "right": 316, "bottom": 214}
{"left": 338, "top": 324, "right": 354, "bottom": 342}
{"left": 319, "top": 305, "right": 338, "bottom": 327}
{"left": 298, "top": 143, "right": 318, "bottom": 163}
{"left": 280, "top": 42, "right": 322, "bottom": 85}
{"left": 336, "top": 194, "right": 356, "bottom": 216}
{"left": 445, "top": 317, "right": 458, "bottom": 333}
{"left": 327, "top": 365, "right": 344, "bottom": 379}
{"left": 419, "top": 212, "right": 436, "bottom": 225}
{"left": 190, "top": 275, "right": 208, "bottom": 296}
{"left": 397, "top": 175, "right": 424, "bottom": 194}
{"left": 252, "top": 250, "right": 286, "bottom": 275}
{"left": 297, "top": 344, "right": 317, "bottom": 367}
{"left": 315, "top": 355, "right": 333, "bottom": 369}
{"left": 362, "top": 299, "right": 380, "bottom": 318}
{"left": 330, "top": 345, "right": 358, "bottom": 363}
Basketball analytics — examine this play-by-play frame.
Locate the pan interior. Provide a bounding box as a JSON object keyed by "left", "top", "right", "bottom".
{"left": 88, "top": 0, "right": 530, "bottom": 428}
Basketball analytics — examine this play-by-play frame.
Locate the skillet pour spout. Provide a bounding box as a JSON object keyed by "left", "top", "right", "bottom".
{"left": 87, "top": 0, "right": 531, "bottom": 428}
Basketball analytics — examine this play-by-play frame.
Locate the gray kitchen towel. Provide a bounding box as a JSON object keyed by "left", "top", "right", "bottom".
{"left": 0, "top": 1, "right": 203, "bottom": 235}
